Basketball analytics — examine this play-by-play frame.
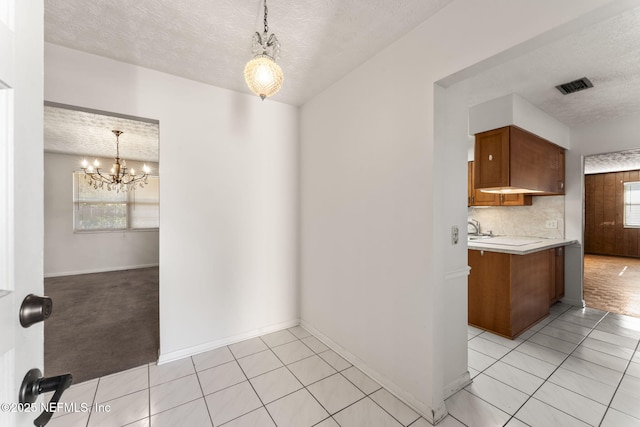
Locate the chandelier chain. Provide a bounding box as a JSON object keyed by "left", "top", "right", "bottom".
{"left": 263, "top": 0, "right": 269, "bottom": 34}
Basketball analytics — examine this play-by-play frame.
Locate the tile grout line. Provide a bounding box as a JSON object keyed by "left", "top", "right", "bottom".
{"left": 295, "top": 333, "right": 421, "bottom": 426}
{"left": 191, "top": 353, "right": 216, "bottom": 427}
{"left": 85, "top": 375, "right": 101, "bottom": 427}
{"left": 501, "top": 307, "right": 613, "bottom": 426}
{"left": 146, "top": 363, "right": 150, "bottom": 426}
{"left": 224, "top": 336, "right": 279, "bottom": 427}
{"left": 255, "top": 329, "right": 417, "bottom": 427}
{"left": 596, "top": 333, "right": 640, "bottom": 427}
{"left": 467, "top": 304, "right": 601, "bottom": 426}
{"left": 259, "top": 333, "right": 338, "bottom": 426}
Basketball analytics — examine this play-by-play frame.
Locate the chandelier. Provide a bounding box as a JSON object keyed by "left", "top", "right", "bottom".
{"left": 244, "top": 0, "right": 283, "bottom": 100}
{"left": 81, "top": 130, "right": 150, "bottom": 192}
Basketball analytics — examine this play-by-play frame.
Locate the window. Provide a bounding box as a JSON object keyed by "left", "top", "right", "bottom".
{"left": 624, "top": 181, "right": 640, "bottom": 228}
{"left": 73, "top": 172, "right": 159, "bottom": 231}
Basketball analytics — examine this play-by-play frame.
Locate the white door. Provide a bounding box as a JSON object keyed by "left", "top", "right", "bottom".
{"left": 1, "top": 1, "right": 46, "bottom": 426}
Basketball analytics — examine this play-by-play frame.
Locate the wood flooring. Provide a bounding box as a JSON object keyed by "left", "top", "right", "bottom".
{"left": 584, "top": 254, "right": 640, "bottom": 318}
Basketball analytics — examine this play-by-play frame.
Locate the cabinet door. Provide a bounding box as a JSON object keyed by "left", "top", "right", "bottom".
{"left": 510, "top": 126, "right": 565, "bottom": 193}
{"left": 469, "top": 161, "right": 499, "bottom": 206}
{"left": 468, "top": 250, "right": 511, "bottom": 336}
{"left": 474, "top": 127, "right": 510, "bottom": 189}
{"left": 474, "top": 190, "right": 500, "bottom": 206}
{"left": 500, "top": 193, "right": 532, "bottom": 206}
{"left": 556, "top": 148, "right": 566, "bottom": 194}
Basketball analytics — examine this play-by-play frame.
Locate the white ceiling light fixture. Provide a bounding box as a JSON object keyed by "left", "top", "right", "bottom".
{"left": 81, "top": 130, "right": 150, "bottom": 192}
{"left": 244, "top": 0, "right": 283, "bottom": 100}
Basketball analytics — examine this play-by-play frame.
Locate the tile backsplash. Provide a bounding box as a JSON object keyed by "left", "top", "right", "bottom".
{"left": 468, "top": 195, "right": 565, "bottom": 239}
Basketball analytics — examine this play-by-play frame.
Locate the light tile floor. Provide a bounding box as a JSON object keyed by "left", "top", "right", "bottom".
{"left": 454, "top": 303, "right": 640, "bottom": 427}
{"left": 45, "top": 303, "right": 640, "bottom": 426}
{"left": 46, "top": 326, "right": 425, "bottom": 427}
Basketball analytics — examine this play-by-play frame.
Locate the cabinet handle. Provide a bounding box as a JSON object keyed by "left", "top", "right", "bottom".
{"left": 560, "top": 181, "right": 564, "bottom": 189}
{"left": 488, "top": 154, "right": 493, "bottom": 161}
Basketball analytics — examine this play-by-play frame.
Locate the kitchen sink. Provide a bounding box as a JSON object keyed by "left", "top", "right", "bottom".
{"left": 468, "top": 235, "right": 494, "bottom": 241}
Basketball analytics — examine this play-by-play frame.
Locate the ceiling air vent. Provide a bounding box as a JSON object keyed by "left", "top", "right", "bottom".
{"left": 555, "top": 77, "right": 593, "bottom": 95}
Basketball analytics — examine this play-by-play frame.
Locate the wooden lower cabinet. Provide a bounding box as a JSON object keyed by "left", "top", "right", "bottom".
{"left": 468, "top": 248, "right": 562, "bottom": 339}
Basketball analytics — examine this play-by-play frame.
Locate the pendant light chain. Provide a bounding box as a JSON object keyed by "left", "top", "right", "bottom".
{"left": 263, "top": 0, "right": 269, "bottom": 34}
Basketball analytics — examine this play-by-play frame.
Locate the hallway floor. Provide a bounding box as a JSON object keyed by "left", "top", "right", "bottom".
{"left": 584, "top": 254, "right": 640, "bottom": 318}
{"left": 46, "top": 304, "right": 640, "bottom": 426}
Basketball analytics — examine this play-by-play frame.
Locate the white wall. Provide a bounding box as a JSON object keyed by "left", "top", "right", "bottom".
{"left": 300, "top": 0, "right": 621, "bottom": 422}
{"left": 468, "top": 94, "right": 570, "bottom": 148}
{"left": 44, "top": 44, "right": 299, "bottom": 361}
{"left": 44, "top": 152, "right": 160, "bottom": 277}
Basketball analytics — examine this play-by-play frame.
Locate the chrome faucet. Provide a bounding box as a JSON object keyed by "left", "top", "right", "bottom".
{"left": 468, "top": 219, "right": 480, "bottom": 235}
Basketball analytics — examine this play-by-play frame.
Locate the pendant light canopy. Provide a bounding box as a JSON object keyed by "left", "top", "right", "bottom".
{"left": 244, "top": 0, "right": 283, "bottom": 100}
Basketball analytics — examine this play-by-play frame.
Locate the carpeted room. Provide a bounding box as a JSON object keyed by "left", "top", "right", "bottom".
{"left": 43, "top": 107, "right": 160, "bottom": 383}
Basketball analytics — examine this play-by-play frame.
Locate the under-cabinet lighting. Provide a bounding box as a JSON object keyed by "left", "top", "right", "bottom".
{"left": 480, "top": 188, "right": 545, "bottom": 194}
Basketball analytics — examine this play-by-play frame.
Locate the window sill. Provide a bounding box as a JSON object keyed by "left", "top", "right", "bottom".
{"left": 73, "top": 228, "right": 159, "bottom": 234}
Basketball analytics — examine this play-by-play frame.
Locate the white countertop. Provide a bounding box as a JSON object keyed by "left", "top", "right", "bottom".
{"left": 467, "top": 235, "right": 578, "bottom": 255}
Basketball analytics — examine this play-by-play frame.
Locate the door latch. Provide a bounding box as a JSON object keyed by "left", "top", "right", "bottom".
{"left": 19, "top": 294, "right": 53, "bottom": 328}
{"left": 19, "top": 368, "right": 73, "bottom": 427}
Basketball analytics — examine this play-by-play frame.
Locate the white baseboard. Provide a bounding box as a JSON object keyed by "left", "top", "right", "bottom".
{"left": 44, "top": 263, "right": 159, "bottom": 278}
{"left": 300, "top": 320, "right": 448, "bottom": 425}
{"left": 443, "top": 371, "right": 472, "bottom": 400}
{"left": 157, "top": 318, "right": 299, "bottom": 365}
{"left": 560, "top": 297, "right": 585, "bottom": 307}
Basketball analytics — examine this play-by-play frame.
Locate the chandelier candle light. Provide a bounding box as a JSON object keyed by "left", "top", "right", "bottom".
{"left": 81, "top": 130, "right": 150, "bottom": 192}
{"left": 244, "top": 0, "right": 283, "bottom": 100}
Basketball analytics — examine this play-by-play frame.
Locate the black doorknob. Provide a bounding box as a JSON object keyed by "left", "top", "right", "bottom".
{"left": 19, "top": 368, "right": 73, "bottom": 426}
{"left": 19, "top": 294, "right": 53, "bottom": 328}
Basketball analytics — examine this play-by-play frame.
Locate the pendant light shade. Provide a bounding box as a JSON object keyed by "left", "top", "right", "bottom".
{"left": 244, "top": 54, "right": 283, "bottom": 100}
{"left": 245, "top": 0, "right": 283, "bottom": 100}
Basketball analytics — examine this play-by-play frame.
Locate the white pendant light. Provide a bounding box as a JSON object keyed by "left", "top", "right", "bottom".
{"left": 244, "top": 0, "right": 283, "bottom": 100}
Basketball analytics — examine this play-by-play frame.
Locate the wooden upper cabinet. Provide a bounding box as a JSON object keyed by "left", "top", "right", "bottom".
{"left": 474, "top": 127, "right": 510, "bottom": 189}
{"left": 474, "top": 126, "right": 566, "bottom": 195}
{"left": 468, "top": 161, "right": 531, "bottom": 206}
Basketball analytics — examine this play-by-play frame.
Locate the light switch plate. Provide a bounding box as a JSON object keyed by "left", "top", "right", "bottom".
{"left": 451, "top": 226, "right": 459, "bottom": 245}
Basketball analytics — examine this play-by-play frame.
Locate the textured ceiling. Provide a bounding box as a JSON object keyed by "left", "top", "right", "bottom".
{"left": 44, "top": 105, "right": 159, "bottom": 162}
{"left": 457, "top": 5, "right": 640, "bottom": 128}
{"left": 585, "top": 149, "right": 640, "bottom": 175}
{"left": 44, "top": 0, "right": 451, "bottom": 106}
{"left": 453, "top": 5, "right": 640, "bottom": 173}
{"left": 44, "top": 1, "right": 640, "bottom": 171}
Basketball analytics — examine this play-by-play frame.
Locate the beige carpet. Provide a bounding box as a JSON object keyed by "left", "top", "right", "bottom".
{"left": 44, "top": 267, "right": 159, "bottom": 384}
